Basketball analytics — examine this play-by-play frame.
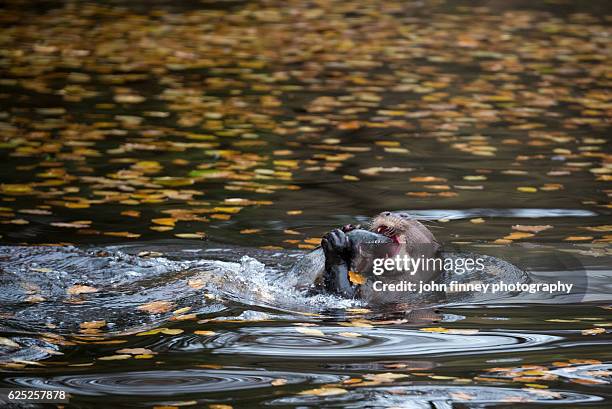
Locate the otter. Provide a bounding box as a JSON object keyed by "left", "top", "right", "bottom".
{"left": 290, "top": 211, "right": 530, "bottom": 305}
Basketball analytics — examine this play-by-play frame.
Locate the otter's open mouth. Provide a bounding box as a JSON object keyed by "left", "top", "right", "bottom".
{"left": 376, "top": 225, "right": 401, "bottom": 244}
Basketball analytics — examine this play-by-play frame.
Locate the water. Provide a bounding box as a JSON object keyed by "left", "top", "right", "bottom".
{"left": 0, "top": 0, "right": 611, "bottom": 407}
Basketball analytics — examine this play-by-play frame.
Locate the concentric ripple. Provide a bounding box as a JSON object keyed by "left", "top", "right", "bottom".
{"left": 272, "top": 385, "right": 602, "bottom": 406}
{"left": 205, "top": 326, "right": 561, "bottom": 358}
{"left": 5, "top": 369, "right": 342, "bottom": 397}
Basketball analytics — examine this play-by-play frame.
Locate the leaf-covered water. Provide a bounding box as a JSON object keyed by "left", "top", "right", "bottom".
{"left": 0, "top": 0, "right": 610, "bottom": 407}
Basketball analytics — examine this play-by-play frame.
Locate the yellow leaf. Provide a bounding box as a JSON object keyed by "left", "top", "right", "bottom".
{"left": 116, "top": 348, "right": 155, "bottom": 355}
{"left": 299, "top": 387, "right": 347, "bottom": 396}
{"left": 150, "top": 226, "right": 173, "bottom": 232}
{"left": 213, "top": 207, "right": 242, "bottom": 214}
{"left": 303, "top": 237, "right": 321, "bottom": 245}
{"left": 420, "top": 327, "right": 449, "bottom": 333}
{"left": 194, "top": 330, "right": 216, "bottom": 336}
{"left": 1, "top": 184, "right": 33, "bottom": 195}
{"left": 121, "top": 210, "right": 140, "bottom": 217}
{"left": 517, "top": 187, "right": 538, "bottom": 193}
{"left": 152, "top": 218, "right": 176, "bottom": 226}
{"left": 364, "top": 372, "right": 410, "bottom": 382}
{"left": 345, "top": 308, "right": 371, "bottom": 314}
{"left": 98, "top": 354, "right": 131, "bottom": 361}
{"left": 161, "top": 328, "right": 183, "bottom": 335}
{"left": 103, "top": 231, "right": 141, "bottom": 238}
{"left": 173, "top": 307, "right": 191, "bottom": 315}
{"left": 503, "top": 232, "right": 534, "bottom": 240}
{"left": 175, "top": 233, "right": 206, "bottom": 239}
{"left": 348, "top": 271, "right": 366, "bottom": 284}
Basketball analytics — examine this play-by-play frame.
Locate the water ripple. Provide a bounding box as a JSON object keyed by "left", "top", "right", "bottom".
{"left": 181, "top": 326, "right": 562, "bottom": 358}
{"left": 5, "top": 369, "right": 342, "bottom": 396}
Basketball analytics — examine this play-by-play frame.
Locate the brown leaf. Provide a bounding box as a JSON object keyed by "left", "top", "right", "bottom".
{"left": 512, "top": 225, "right": 553, "bottom": 233}
{"left": 80, "top": 320, "right": 106, "bottom": 329}
{"left": 137, "top": 301, "right": 174, "bottom": 314}
{"left": 67, "top": 285, "right": 98, "bottom": 295}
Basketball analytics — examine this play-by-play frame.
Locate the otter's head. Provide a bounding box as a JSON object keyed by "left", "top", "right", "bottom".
{"left": 370, "top": 211, "right": 438, "bottom": 247}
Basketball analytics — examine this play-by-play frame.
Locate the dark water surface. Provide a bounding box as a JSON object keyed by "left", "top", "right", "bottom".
{"left": 0, "top": 0, "right": 611, "bottom": 407}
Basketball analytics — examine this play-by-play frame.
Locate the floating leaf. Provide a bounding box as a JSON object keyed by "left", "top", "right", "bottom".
{"left": 194, "top": 330, "right": 216, "bottom": 336}
{"left": 503, "top": 232, "right": 534, "bottom": 240}
{"left": 348, "top": 271, "right": 367, "bottom": 285}
{"left": 116, "top": 348, "right": 155, "bottom": 355}
{"left": 98, "top": 354, "right": 131, "bottom": 361}
{"left": 137, "top": 301, "right": 174, "bottom": 314}
{"left": 80, "top": 320, "right": 106, "bottom": 329}
{"left": 581, "top": 327, "right": 606, "bottom": 335}
{"left": 517, "top": 187, "right": 538, "bottom": 193}
{"left": 67, "top": 285, "right": 98, "bottom": 295}
{"left": 299, "top": 387, "right": 347, "bottom": 396}
{"left": 175, "top": 233, "right": 206, "bottom": 239}
{"left": 512, "top": 225, "right": 553, "bottom": 233}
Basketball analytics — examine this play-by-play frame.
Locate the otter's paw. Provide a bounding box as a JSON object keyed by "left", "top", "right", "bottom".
{"left": 321, "top": 228, "right": 351, "bottom": 265}
{"left": 341, "top": 223, "right": 360, "bottom": 233}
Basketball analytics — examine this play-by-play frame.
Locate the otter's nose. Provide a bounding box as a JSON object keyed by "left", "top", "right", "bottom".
{"left": 381, "top": 211, "right": 391, "bottom": 216}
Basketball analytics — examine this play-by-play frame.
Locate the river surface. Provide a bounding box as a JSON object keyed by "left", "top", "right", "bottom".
{"left": 0, "top": 0, "right": 611, "bottom": 407}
